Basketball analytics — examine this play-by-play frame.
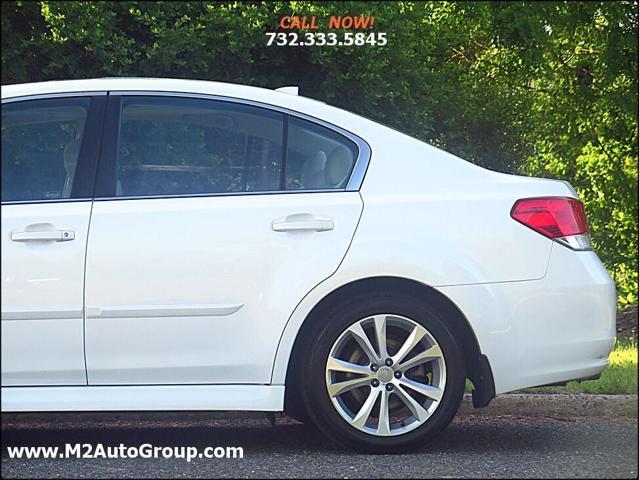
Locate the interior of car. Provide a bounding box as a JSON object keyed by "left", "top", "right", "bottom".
{"left": 116, "top": 100, "right": 357, "bottom": 196}
{"left": 1, "top": 104, "right": 87, "bottom": 202}
{"left": 0, "top": 97, "right": 358, "bottom": 201}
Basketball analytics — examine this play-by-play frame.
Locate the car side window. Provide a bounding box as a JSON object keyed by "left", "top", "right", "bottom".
{"left": 115, "top": 96, "right": 285, "bottom": 197}
{"left": 285, "top": 116, "right": 358, "bottom": 191}
{"left": 1, "top": 97, "right": 90, "bottom": 202}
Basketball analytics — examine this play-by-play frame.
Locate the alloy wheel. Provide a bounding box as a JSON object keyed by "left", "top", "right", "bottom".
{"left": 325, "top": 314, "right": 447, "bottom": 436}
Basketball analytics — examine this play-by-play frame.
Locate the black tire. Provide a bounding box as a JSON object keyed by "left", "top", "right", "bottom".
{"left": 300, "top": 291, "right": 466, "bottom": 453}
{"left": 284, "top": 395, "right": 311, "bottom": 424}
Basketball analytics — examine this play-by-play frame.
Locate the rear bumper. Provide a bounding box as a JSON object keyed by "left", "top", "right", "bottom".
{"left": 440, "top": 243, "right": 616, "bottom": 394}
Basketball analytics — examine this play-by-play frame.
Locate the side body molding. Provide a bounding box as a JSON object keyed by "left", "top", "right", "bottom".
{"left": 86, "top": 304, "right": 244, "bottom": 318}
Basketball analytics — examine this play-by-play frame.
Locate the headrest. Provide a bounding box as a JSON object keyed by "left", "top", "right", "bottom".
{"left": 325, "top": 145, "right": 354, "bottom": 187}
{"left": 302, "top": 150, "right": 327, "bottom": 187}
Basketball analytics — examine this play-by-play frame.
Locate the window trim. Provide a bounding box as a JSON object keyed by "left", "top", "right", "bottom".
{"left": 1, "top": 93, "right": 107, "bottom": 205}
{"left": 1, "top": 92, "right": 108, "bottom": 103}
{"left": 93, "top": 91, "right": 371, "bottom": 201}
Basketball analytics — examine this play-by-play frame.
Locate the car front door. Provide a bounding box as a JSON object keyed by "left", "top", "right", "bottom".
{"left": 84, "top": 94, "right": 367, "bottom": 384}
{"left": 1, "top": 94, "right": 105, "bottom": 385}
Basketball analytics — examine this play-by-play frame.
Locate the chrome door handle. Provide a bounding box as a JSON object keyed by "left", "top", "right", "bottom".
{"left": 11, "top": 230, "right": 75, "bottom": 242}
{"left": 272, "top": 219, "right": 334, "bottom": 232}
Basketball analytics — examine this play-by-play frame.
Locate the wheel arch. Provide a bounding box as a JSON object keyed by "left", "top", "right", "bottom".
{"left": 283, "top": 276, "right": 495, "bottom": 419}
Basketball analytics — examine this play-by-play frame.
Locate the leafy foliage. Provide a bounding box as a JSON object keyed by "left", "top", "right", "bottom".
{"left": 2, "top": 1, "right": 637, "bottom": 305}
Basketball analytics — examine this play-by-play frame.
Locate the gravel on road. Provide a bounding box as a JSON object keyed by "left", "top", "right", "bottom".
{"left": 1, "top": 413, "right": 637, "bottom": 479}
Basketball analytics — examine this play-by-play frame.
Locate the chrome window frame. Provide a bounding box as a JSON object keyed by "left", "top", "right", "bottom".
{"left": 1, "top": 92, "right": 108, "bottom": 103}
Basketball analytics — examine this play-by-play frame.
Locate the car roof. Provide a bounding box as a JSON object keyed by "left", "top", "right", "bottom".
{"left": 2, "top": 77, "right": 329, "bottom": 115}
{"left": 1, "top": 77, "right": 384, "bottom": 141}
{"left": 1, "top": 77, "right": 278, "bottom": 96}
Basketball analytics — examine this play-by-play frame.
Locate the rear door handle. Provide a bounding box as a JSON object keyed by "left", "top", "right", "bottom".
{"left": 11, "top": 230, "right": 75, "bottom": 242}
{"left": 272, "top": 219, "right": 334, "bottom": 232}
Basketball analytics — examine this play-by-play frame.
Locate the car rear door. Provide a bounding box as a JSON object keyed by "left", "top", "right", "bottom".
{"left": 1, "top": 94, "right": 105, "bottom": 385}
{"left": 84, "top": 93, "right": 367, "bottom": 384}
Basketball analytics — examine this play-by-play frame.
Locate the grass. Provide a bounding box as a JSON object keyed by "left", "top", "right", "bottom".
{"left": 466, "top": 337, "right": 638, "bottom": 395}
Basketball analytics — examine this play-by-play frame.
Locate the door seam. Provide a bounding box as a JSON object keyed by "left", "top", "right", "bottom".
{"left": 268, "top": 190, "right": 366, "bottom": 383}
{"left": 81, "top": 200, "right": 94, "bottom": 385}
{"left": 82, "top": 92, "right": 110, "bottom": 386}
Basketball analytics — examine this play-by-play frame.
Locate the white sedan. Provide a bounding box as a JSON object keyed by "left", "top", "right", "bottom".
{"left": 1, "top": 78, "right": 616, "bottom": 452}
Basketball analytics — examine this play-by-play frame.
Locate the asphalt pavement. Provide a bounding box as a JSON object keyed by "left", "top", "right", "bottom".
{"left": 1, "top": 413, "right": 637, "bottom": 478}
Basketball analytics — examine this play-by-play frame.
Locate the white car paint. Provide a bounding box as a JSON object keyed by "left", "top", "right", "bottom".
{"left": 84, "top": 193, "right": 362, "bottom": 384}
{"left": 439, "top": 244, "right": 616, "bottom": 393}
{"left": 1, "top": 202, "right": 91, "bottom": 385}
{"left": 1, "top": 78, "right": 616, "bottom": 412}
{"left": 1, "top": 385, "right": 284, "bottom": 412}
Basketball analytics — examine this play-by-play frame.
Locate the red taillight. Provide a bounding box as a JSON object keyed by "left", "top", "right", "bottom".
{"left": 511, "top": 197, "right": 592, "bottom": 250}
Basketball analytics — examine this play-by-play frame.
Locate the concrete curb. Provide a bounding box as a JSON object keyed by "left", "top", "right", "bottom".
{"left": 458, "top": 393, "right": 638, "bottom": 418}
